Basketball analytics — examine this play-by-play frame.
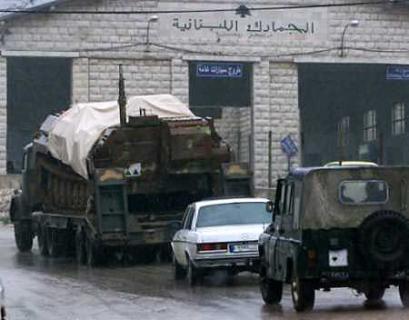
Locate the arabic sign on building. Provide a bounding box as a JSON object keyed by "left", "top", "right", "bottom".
{"left": 157, "top": 3, "right": 328, "bottom": 42}
{"left": 197, "top": 63, "right": 243, "bottom": 78}
{"left": 386, "top": 66, "right": 409, "bottom": 80}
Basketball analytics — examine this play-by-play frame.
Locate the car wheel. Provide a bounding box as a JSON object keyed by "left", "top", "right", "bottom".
{"left": 399, "top": 281, "right": 409, "bottom": 307}
{"left": 259, "top": 265, "right": 283, "bottom": 304}
{"left": 173, "top": 254, "right": 186, "bottom": 280}
{"left": 14, "top": 221, "right": 33, "bottom": 252}
{"left": 187, "top": 258, "right": 199, "bottom": 286}
{"left": 291, "top": 278, "right": 315, "bottom": 312}
{"left": 365, "top": 286, "right": 385, "bottom": 301}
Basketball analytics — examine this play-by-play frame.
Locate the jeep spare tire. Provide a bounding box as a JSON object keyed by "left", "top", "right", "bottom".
{"left": 359, "top": 211, "right": 409, "bottom": 265}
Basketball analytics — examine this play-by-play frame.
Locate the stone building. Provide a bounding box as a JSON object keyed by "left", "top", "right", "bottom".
{"left": 1, "top": 0, "right": 409, "bottom": 195}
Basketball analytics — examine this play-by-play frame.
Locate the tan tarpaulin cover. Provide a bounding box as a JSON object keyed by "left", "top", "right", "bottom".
{"left": 301, "top": 168, "right": 409, "bottom": 229}
{"left": 47, "top": 94, "right": 195, "bottom": 178}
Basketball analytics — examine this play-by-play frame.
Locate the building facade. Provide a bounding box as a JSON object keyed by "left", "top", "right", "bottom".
{"left": 1, "top": 0, "right": 409, "bottom": 195}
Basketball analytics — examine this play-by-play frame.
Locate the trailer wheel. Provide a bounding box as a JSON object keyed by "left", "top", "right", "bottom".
{"left": 85, "top": 236, "right": 101, "bottom": 267}
{"left": 47, "top": 228, "right": 64, "bottom": 257}
{"left": 37, "top": 224, "right": 49, "bottom": 256}
{"left": 14, "top": 221, "right": 33, "bottom": 252}
{"left": 75, "top": 229, "right": 86, "bottom": 265}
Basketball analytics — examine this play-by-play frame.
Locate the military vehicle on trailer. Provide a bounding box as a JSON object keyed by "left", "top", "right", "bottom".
{"left": 259, "top": 166, "right": 409, "bottom": 311}
{"left": 9, "top": 72, "right": 251, "bottom": 266}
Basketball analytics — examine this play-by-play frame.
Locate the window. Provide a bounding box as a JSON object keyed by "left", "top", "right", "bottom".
{"left": 339, "top": 180, "right": 388, "bottom": 205}
{"left": 337, "top": 116, "right": 350, "bottom": 147}
{"left": 196, "top": 202, "right": 271, "bottom": 228}
{"left": 189, "top": 61, "right": 252, "bottom": 117}
{"left": 363, "top": 110, "right": 377, "bottom": 142}
{"left": 392, "top": 102, "right": 405, "bottom": 136}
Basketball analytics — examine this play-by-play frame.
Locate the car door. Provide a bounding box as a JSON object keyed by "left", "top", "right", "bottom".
{"left": 172, "top": 205, "right": 194, "bottom": 267}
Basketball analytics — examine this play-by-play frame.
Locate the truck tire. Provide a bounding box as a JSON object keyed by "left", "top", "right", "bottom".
{"left": 47, "top": 228, "right": 64, "bottom": 257}
{"left": 359, "top": 211, "right": 409, "bottom": 266}
{"left": 14, "top": 221, "right": 33, "bottom": 252}
{"left": 37, "top": 224, "right": 49, "bottom": 256}
{"left": 75, "top": 230, "right": 86, "bottom": 265}
{"left": 85, "top": 236, "right": 101, "bottom": 267}
{"left": 399, "top": 281, "right": 409, "bottom": 308}
{"left": 259, "top": 265, "right": 283, "bottom": 304}
{"left": 291, "top": 278, "right": 315, "bottom": 312}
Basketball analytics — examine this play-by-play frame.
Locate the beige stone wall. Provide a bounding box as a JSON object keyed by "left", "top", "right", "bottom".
{"left": 0, "top": 0, "right": 409, "bottom": 191}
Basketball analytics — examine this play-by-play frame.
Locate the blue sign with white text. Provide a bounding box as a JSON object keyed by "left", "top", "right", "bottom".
{"left": 280, "top": 135, "right": 298, "bottom": 157}
{"left": 197, "top": 63, "right": 243, "bottom": 78}
{"left": 386, "top": 66, "right": 409, "bottom": 80}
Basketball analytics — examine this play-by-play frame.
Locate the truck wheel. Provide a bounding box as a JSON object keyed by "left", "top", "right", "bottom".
{"left": 259, "top": 265, "right": 283, "bottom": 304}
{"left": 291, "top": 278, "right": 315, "bottom": 312}
{"left": 187, "top": 258, "right": 200, "bottom": 286}
{"left": 399, "top": 281, "right": 409, "bottom": 307}
{"left": 37, "top": 224, "right": 49, "bottom": 256}
{"left": 14, "top": 221, "right": 33, "bottom": 252}
{"left": 75, "top": 230, "right": 86, "bottom": 265}
{"left": 47, "top": 228, "right": 64, "bottom": 257}
{"left": 85, "top": 236, "right": 101, "bottom": 267}
{"left": 173, "top": 254, "right": 186, "bottom": 280}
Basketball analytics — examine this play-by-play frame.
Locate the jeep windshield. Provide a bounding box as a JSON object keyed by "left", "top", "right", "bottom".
{"left": 196, "top": 202, "right": 271, "bottom": 228}
{"left": 339, "top": 180, "right": 388, "bottom": 205}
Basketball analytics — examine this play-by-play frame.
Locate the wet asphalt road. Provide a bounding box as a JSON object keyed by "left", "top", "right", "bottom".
{"left": 0, "top": 225, "right": 408, "bottom": 320}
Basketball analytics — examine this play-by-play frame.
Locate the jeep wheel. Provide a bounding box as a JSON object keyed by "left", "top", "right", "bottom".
{"left": 173, "top": 254, "right": 186, "bottom": 280}
{"left": 14, "top": 221, "right": 33, "bottom": 252}
{"left": 187, "top": 258, "right": 200, "bottom": 286}
{"left": 365, "top": 286, "right": 385, "bottom": 301}
{"left": 399, "top": 281, "right": 409, "bottom": 307}
{"left": 291, "top": 278, "right": 315, "bottom": 312}
{"left": 259, "top": 267, "right": 283, "bottom": 304}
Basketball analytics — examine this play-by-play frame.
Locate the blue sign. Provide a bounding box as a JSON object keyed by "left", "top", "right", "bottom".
{"left": 197, "top": 63, "right": 243, "bottom": 78}
{"left": 280, "top": 135, "right": 298, "bottom": 157}
{"left": 386, "top": 66, "right": 409, "bottom": 80}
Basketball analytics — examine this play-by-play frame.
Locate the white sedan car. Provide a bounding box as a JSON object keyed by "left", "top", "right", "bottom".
{"left": 171, "top": 197, "right": 271, "bottom": 285}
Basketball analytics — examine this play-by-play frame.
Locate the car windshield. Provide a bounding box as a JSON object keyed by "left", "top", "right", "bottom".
{"left": 339, "top": 180, "right": 388, "bottom": 205}
{"left": 196, "top": 202, "right": 271, "bottom": 228}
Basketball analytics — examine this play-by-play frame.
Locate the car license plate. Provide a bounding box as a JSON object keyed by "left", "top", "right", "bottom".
{"left": 230, "top": 243, "right": 257, "bottom": 253}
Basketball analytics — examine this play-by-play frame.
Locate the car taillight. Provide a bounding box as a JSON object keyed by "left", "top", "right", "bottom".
{"left": 198, "top": 243, "right": 227, "bottom": 252}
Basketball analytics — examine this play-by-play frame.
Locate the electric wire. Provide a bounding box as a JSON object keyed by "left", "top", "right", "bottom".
{"left": 0, "top": 0, "right": 391, "bottom": 16}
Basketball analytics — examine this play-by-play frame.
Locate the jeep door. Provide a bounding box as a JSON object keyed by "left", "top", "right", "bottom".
{"left": 268, "top": 179, "right": 300, "bottom": 282}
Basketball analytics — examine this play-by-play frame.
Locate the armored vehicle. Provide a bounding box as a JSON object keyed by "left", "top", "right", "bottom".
{"left": 9, "top": 94, "right": 251, "bottom": 266}
{"left": 259, "top": 166, "right": 409, "bottom": 311}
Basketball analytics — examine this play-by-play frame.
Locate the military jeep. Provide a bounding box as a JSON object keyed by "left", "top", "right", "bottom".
{"left": 258, "top": 166, "right": 409, "bottom": 311}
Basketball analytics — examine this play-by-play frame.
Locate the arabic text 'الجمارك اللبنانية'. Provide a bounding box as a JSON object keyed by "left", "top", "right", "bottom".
{"left": 171, "top": 18, "right": 315, "bottom": 34}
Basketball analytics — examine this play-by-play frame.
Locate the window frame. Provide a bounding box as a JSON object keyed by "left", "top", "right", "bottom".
{"left": 363, "top": 110, "right": 377, "bottom": 142}
{"left": 338, "top": 179, "right": 389, "bottom": 206}
{"left": 392, "top": 102, "right": 406, "bottom": 136}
